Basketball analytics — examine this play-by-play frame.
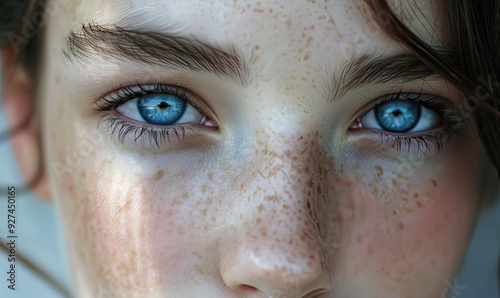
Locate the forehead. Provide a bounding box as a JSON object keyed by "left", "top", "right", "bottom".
{"left": 61, "top": 0, "right": 439, "bottom": 57}
{"left": 51, "top": 0, "right": 442, "bottom": 103}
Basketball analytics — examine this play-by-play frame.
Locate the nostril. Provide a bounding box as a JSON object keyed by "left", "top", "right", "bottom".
{"left": 239, "top": 285, "right": 258, "bottom": 293}
{"left": 302, "top": 287, "right": 331, "bottom": 298}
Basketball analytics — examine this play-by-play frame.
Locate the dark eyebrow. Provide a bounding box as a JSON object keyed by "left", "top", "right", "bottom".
{"left": 64, "top": 24, "right": 249, "bottom": 86}
{"left": 327, "top": 52, "right": 452, "bottom": 102}
{"left": 65, "top": 24, "right": 450, "bottom": 100}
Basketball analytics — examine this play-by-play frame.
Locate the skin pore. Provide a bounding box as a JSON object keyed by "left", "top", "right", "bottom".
{"left": 4, "top": 0, "right": 499, "bottom": 297}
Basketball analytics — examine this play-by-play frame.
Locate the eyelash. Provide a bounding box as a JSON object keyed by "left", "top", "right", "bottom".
{"left": 355, "top": 90, "right": 463, "bottom": 156}
{"left": 94, "top": 82, "right": 194, "bottom": 110}
{"left": 94, "top": 82, "right": 208, "bottom": 148}
{"left": 94, "top": 83, "right": 462, "bottom": 155}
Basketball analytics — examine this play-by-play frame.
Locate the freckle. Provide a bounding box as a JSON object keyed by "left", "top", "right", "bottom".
{"left": 367, "top": 245, "right": 374, "bottom": 256}
{"left": 398, "top": 222, "right": 404, "bottom": 230}
{"left": 392, "top": 209, "right": 397, "bottom": 215}
{"left": 201, "top": 208, "right": 207, "bottom": 216}
{"left": 431, "top": 179, "right": 438, "bottom": 187}
{"left": 182, "top": 192, "right": 189, "bottom": 199}
{"left": 416, "top": 201, "right": 423, "bottom": 208}
{"left": 153, "top": 169, "right": 164, "bottom": 181}
{"left": 119, "top": 199, "right": 132, "bottom": 212}
{"left": 208, "top": 172, "right": 214, "bottom": 180}
{"left": 257, "top": 204, "right": 265, "bottom": 212}
{"left": 329, "top": 16, "right": 336, "bottom": 26}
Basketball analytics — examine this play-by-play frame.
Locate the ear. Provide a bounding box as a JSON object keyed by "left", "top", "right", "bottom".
{"left": 2, "top": 46, "right": 50, "bottom": 201}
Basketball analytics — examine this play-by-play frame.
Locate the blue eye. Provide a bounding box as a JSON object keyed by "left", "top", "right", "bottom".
{"left": 115, "top": 89, "right": 205, "bottom": 126}
{"left": 357, "top": 95, "right": 442, "bottom": 134}
{"left": 374, "top": 101, "right": 421, "bottom": 132}
{"left": 137, "top": 94, "right": 187, "bottom": 125}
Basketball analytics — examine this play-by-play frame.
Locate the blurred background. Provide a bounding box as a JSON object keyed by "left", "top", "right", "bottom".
{"left": 0, "top": 53, "right": 498, "bottom": 298}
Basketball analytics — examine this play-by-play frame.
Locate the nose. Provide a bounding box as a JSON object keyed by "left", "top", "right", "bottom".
{"left": 220, "top": 130, "right": 333, "bottom": 298}
{"left": 222, "top": 249, "right": 331, "bottom": 297}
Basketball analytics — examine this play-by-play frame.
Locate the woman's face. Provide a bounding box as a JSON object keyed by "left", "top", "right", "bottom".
{"left": 37, "top": 0, "right": 493, "bottom": 297}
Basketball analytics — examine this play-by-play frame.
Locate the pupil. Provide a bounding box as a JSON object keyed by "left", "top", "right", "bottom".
{"left": 374, "top": 101, "right": 420, "bottom": 133}
{"left": 392, "top": 110, "right": 402, "bottom": 117}
{"left": 157, "top": 101, "right": 170, "bottom": 110}
{"left": 137, "top": 94, "right": 187, "bottom": 125}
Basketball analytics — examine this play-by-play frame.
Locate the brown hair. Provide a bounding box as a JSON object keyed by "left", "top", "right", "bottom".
{"left": 366, "top": 0, "right": 500, "bottom": 177}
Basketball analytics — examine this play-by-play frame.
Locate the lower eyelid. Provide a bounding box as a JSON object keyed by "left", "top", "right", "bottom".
{"left": 96, "top": 114, "right": 218, "bottom": 151}
{"left": 347, "top": 128, "right": 451, "bottom": 158}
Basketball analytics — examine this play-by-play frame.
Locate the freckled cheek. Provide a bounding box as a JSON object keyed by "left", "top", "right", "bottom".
{"left": 55, "top": 152, "right": 225, "bottom": 288}
{"left": 327, "top": 156, "right": 479, "bottom": 291}
{"left": 359, "top": 182, "right": 477, "bottom": 291}
{"left": 393, "top": 162, "right": 481, "bottom": 261}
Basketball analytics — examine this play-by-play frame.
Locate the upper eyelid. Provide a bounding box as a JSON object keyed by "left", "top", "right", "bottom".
{"left": 369, "top": 92, "right": 455, "bottom": 113}
{"left": 92, "top": 83, "right": 194, "bottom": 111}
{"left": 350, "top": 92, "right": 457, "bottom": 126}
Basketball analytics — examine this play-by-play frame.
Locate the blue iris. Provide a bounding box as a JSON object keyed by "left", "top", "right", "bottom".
{"left": 137, "top": 94, "right": 187, "bottom": 125}
{"left": 374, "top": 101, "right": 421, "bottom": 132}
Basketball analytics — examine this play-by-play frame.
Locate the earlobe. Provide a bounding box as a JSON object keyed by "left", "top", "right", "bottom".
{"left": 2, "top": 47, "right": 50, "bottom": 201}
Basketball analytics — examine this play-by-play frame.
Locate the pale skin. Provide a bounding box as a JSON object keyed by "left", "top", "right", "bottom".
{"left": 2, "top": 0, "right": 499, "bottom": 297}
